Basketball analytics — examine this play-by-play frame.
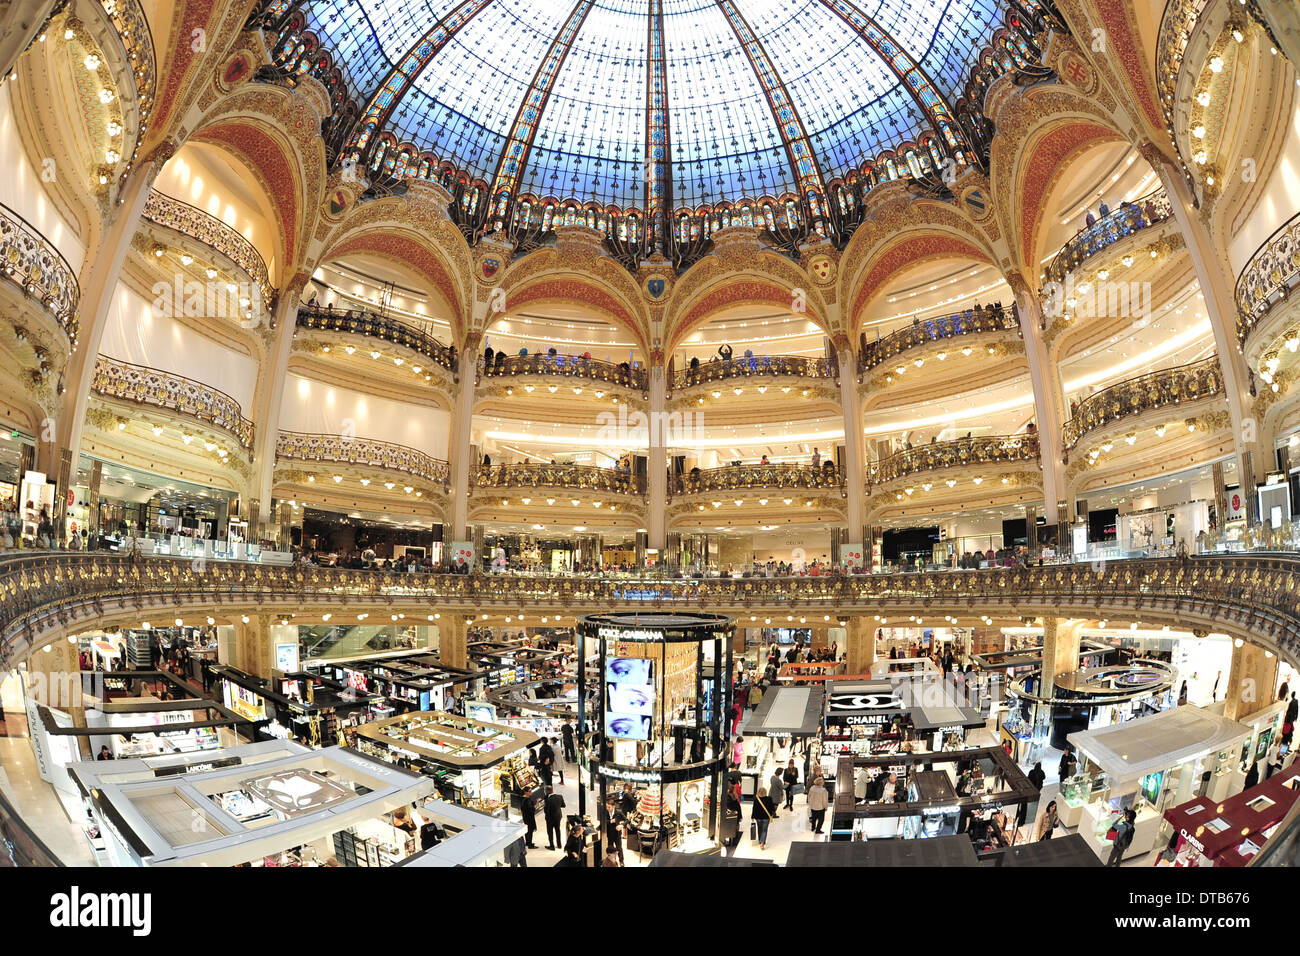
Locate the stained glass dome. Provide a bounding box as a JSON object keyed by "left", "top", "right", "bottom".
{"left": 269, "top": 0, "right": 1017, "bottom": 233}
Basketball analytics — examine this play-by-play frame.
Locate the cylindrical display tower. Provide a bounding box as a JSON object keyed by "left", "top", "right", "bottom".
{"left": 577, "top": 611, "right": 734, "bottom": 857}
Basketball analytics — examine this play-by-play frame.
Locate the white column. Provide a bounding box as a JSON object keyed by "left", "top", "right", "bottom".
{"left": 838, "top": 348, "right": 864, "bottom": 541}
{"left": 250, "top": 281, "right": 308, "bottom": 522}
{"left": 648, "top": 365, "right": 667, "bottom": 550}
{"left": 449, "top": 346, "right": 477, "bottom": 541}
{"left": 1011, "top": 280, "right": 1065, "bottom": 523}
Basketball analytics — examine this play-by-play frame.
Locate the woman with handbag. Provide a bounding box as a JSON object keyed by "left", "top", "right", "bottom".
{"left": 752, "top": 784, "right": 776, "bottom": 849}
{"left": 1037, "top": 800, "right": 1059, "bottom": 841}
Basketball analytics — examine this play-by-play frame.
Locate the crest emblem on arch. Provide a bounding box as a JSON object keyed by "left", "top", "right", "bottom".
{"left": 481, "top": 257, "right": 501, "bottom": 280}
{"left": 646, "top": 277, "right": 666, "bottom": 299}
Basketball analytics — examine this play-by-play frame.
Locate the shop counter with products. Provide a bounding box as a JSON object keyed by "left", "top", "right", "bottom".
{"left": 1160, "top": 769, "right": 1300, "bottom": 866}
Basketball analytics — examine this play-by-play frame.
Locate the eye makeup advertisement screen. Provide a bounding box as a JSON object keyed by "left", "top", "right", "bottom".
{"left": 605, "top": 657, "right": 655, "bottom": 740}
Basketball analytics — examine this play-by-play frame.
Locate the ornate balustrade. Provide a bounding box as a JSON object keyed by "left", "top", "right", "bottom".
{"left": 143, "top": 190, "right": 273, "bottom": 304}
{"left": 1062, "top": 357, "right": 1223, "bottom": 449}
{"left": 0, "top": 202, "right": 81, "bottom": 343}
{"left": 91, "top": 356, "right": 254, "bottom": 449}
{"left": 858, "top": 306, "right": 1019, "bottom": 375}
{"left": 98, "top": 0, "right": 157, "bottom": 150}
{"left": 3, "top": 554, "right": 1300, "bottom": 673}
{"left": 1043, "top": 189, "right": 1173, "bottom": 284}
{"left": 481, "top": 352, "right": 647, "bottom": 391}
{"left": 277, "top": 431, "right": 449, "bottom": 485}
{"left": 1235, "top": 210, "right": 1300, "bottom": 347}
{"left": 475, "top": 462, "right": 645, "bottom": 495}
{"left": 868, "top": 435, "right": 1039, "bottom": 485}
{"left": 1155, "top": 0, "right": 1212, "bottom": 132}
{"left": 296, "top": 304, "right": 456, "bottom": 371}
{"left": 671, "top": 354, "right": 834, "bottom": 389}
{"left": 671, "top": 464, "right": 842, "bottom": 495}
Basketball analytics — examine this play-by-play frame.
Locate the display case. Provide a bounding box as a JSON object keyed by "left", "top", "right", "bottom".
{"left": 1058, "top": 772, "right": 1109, "bottom": 829}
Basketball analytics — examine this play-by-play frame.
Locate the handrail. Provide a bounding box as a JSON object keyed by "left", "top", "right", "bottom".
{"left": 482, "top": 352, "right": 647, "bottom": 391}
{"left": 1044, "top": 188, "right": 1172, "bottom": 284}
{"left": 671, "top": 354, "right": 835, "bottom": 389}
{"left": 277, "top": 431, "right": 449, "bottom": 485}
{"left": 1155, "top": 0, "right": 1211, "bottom": 133}
{"left": 671, "top": 463, "right": 843, "bottom": 494}
{"left": 1234, "top": 209, "right": 1300, "bottom": 347}
{"left": 92, "top": 356, "right": 255, "bottom": 449}
{"left": 474, "top": 462, "right": 645, "bottom": 495}
{"left": 97, "top": 0, "right": 157, "bottom": 147}
{"left": 296, "top": 304, "right": 456, "bottom": 371}
{"left": 0, "top": 201, "right": 81, "bottom": 343}
{"left": 1062, "top": 357, "right": 1222, "bottom": 449}
{"left": 868, "top": 434, "right": 1039, "bottom": 485}
{"left": 858, "top": 305, "right": 1019, "bottom": 375}
{"left": 143, "top": 190, "right": 273, "bottom": 304}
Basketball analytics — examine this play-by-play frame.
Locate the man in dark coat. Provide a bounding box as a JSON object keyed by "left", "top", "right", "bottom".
{"left": 544, "top": 790, "right": 566, "bottom": 850}
{"left": 520, "top": 786, "right": 540, "bottom": 848}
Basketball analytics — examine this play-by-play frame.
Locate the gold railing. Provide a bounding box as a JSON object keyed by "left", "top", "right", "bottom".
{"left": 97, "top": 0, "right": 156, "bottom": 147}
{"left": 1063, "top": 357, "right": 1223, "bottom": 449}
{"left": 296, "top": 304, "right": 456, "bottom": 371}
{"left": 671, "top": 354, "right": 835, "bottom": 389}
{"left": 91, "top": 356, "right": 254, "bottom": 448}
{"left": 474, "top": 462, "right": 645, "bottom": 495}
{"left": 277, "top": 431, "right": 449, "bottom": 485}
{"left": 3, "top": 554, "right": 1300, "bottom": 673}
{"left": 143, "top": 190, "right": 273, "bottom": 304}
{"left": 482, "top": 352, "right": 647, "bottom": 390}
{"left": 671, "top": 464, "right": 843, "bottom": 494}
{"left": 1155, "top": 0, "right": 1211, "bottom": 133}
{"left": 1235, "top": 210, "right": 1300, "bottom": 347}
{"left": 858, "top": 306, "right": 1019, "bottom": 374}
{"left": 0, "top": 201, "right": 81, "bottom": 343}
{"left": 1044, "top": 189, "right": 1172, "bottom": 284}
{"left": 868, "top": 435, "right": 1039, "bottom": 485}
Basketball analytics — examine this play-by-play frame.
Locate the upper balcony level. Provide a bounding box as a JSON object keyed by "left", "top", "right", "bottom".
{"left": 295, "top": 303, "right": 456, "bottom": 373}
{"left": 670, "top": 463, "right": 842, "bottom": 495}
{"left": 670, "top": 354, "right": 836, "bottom": 392}
{"left": 142, "top": 189, "right": 274, "bottom": 308}
{"left": 276, "top": 431, "right": 450, "bottom": 486}
{"left": 474, "top": 462, "right": 646, "bottom": 496}
{"left": 1236, "top": 210, "right": 1300, "bottom": 353}
{"left": 1062, "top": 357, "right": 1223, "bottom": 450}
{"left": 857, "top": 305, "right": 1020, "bottom": 378}
{"left": 1043, "top": 189, "right": 1173, "bottom": 285}
{"left": 479, "top": 351, "right": 648, "bottom": 393}
{"left": 868, "top": 435, "right": 1040, "bottom": 486}
{"left": 92, "top": 355, "right": 254, "bottom": 450}
{"left": 0, "top": 201, "right": 81, "bottom": 346}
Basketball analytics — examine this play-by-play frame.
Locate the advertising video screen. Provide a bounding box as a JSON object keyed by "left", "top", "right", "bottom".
{"left": 605, "top": 713, "right": 652, "bottom": 741}
{"left": 605, "top": 657, "right": 653, "bottom": 684}
{"left": 607, "top": 682, "right": 655, "bottom": 716}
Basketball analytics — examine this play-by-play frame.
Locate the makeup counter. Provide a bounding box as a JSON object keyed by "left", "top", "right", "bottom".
{"left": 307, "top": 653, "right": 480, "bottom": 715}
{"left": 210, "top": 665, "right": 384, "bottom": 747}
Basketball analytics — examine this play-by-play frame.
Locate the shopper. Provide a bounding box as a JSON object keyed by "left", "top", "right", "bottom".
{"left": 767, "top": 768, "right": 784, "bottom": 816}
{"left": 1037, "top": 800, "right": 1059, "bottom": 841}
{"left": 554, "top": 847, "right": 583, "bottom": 867}
{"left": 561, "top": 719, "right": 576, "bottom": 762}
{"left": 782, "top": 759, "right": 799, "bottom": 810}
{"left": 1286, "top": 692, "right": 1298, "bottom": 727}
{"left": 1057, "top": 744, "right": 1077, "bottom": 781}
{"left": 544, "top": 790, "right": 566, "bottom": 850}
{"left": 1027, "top": 761, "right": 1045, "bottom": 791}
{"left": 807, "top": 775, "right": 829, "bottom": 834}
{"left": 521, "top": 787, "right": 540, "bottom": 848}
{"left": 550, "top": 737, "right": 565, "bottom": 784}
{"left": 1106, "top": 808, "right": 1137, "bottom": 866}
{"left": 603, "top": 800, "right": 626, "bottom": 865}
{"left": 537, "top": 737, "right": 556, "bottom": 789}
{"left": 752, "top": 784, "right": 776, "bottom": 849}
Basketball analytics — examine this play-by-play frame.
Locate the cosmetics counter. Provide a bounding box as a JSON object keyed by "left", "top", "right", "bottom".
{"left": 211, "top": 665, "right": 384, "bottom": 747}
{"left": 309, "top": 654, "right": 480, "bottom": 715}
{"left": 820, "top": 681, "right": 910, "bottom": 759}
{"left": 1159, "top": 767, "right": 1300, "bottom": 866}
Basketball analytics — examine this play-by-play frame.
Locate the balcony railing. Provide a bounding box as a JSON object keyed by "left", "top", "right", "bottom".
{"left": 671, "top": 464, "right": 843, "bottom": 495}
{"left": 91, "top": 356, "right": 254, "bottom": 449}
{"left": 671, "top": 354, "right": 835, "bottom": 389}
{"left": 1155, "top": 0, "right": 1211, "bottom": 133}
{"left": 1062, "top": 357, "right": 1223, "bottom": 449}
{"left": 296, "top": 304, "right": 456, "bottom": 371}
{"left": 475, "top": 462, "right": 645, "bottom": 495}
{"left": 858, "top": 306, "right": 1019, "bottom": 374}
{"left": 99, "top": 0, "right": 157, "bottom": 145}
{"left": 143, "top": 190, "right": 273, "bottom": 304}
{"left": 868, "top": 435, "right": 1039, "bottom": 486}
{"left": 481, "top": 352, "right": 647, "bottom": 391}
{"left": 277, "top": 431, "right": 449, "bottom": 485}
{"left": 1044, "top": 189, "right": 1173, "bottom": 284}
{"left": 0, "top": 202, "right": 81, "bottom": 343}
{"left": 1235, "top": 210, "right": 1300, "bottom": 347}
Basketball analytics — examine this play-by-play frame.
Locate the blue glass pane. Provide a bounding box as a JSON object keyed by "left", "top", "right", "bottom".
{"left": 918, "top": 0, "right": 1003, "bottom": 100}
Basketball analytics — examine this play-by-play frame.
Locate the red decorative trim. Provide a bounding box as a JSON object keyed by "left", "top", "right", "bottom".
{"left": 850, "top": 235, "right": 991, "bottom": 322}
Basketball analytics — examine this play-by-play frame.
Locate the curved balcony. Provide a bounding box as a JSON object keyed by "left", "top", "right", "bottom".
{"left": 1044, "top": 189, "right": 1173, "bottom": 284}
{"left": 858, "top": 305, "right": 1019, "bottom": 375}
{"left": 0, "top": 201, "right": 81, "bottom": 343}
{"left": 1063, "top": 357, "right": 1223, "bottom": 450}
{"left": 868, "top": 435, "right": 1039, "bottom": 486}
{"left": 1235, "top": 210, "right": 1300, "bottom": 348}
{"left": 481, "top": 351, "right": 647, "bottom": 391}
{"left": 296, "top": 304, "right": 456, "bottom": 372}
{"left": 671, "top": 354, "right": 834, "bottom": 390}
{"left": 3, "top": 554, "right": 1300, "bottom": 673}
{"left": 277, "top": 431, "right": 449, "bottom": 485}
{"left": 143, "top": 190, "right": 273, "bottom": 304}
{"left": 671, "top": 463, "right": 843, "bottom": 495}
{"left": 475, "top": 462, "right": 646, "bottom": 495}
{"left": 100, "top": 0, "right": 157, "bottom": 135}
{"left": 1156, "top": 0, "right": 1210, "bottom": 132}
{"left": 91, "top": 356, "right": 254, "bottom": 449}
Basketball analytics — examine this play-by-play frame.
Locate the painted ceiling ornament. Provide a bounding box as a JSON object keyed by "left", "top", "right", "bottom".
{"left": 480, "top": 255, "right": 501, "bottom": 280}
{"left": 1057, "top": 49, "right": 1097, "bottom": 96}
{"left": 220, "top": 52, "right": 255, "bottom": 91}
{"left": 807, "top": 253, "right": 837, "bottom": 286}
